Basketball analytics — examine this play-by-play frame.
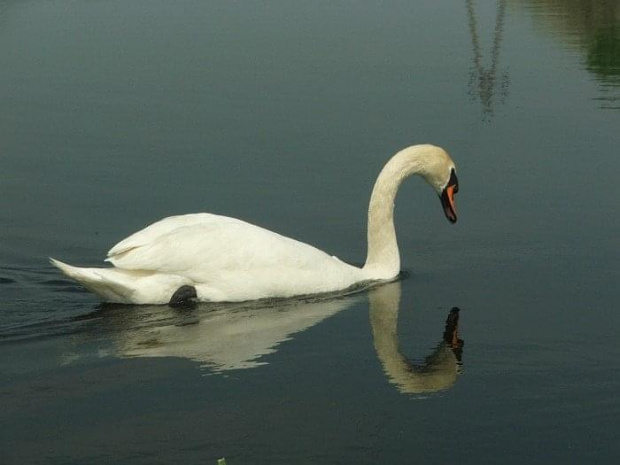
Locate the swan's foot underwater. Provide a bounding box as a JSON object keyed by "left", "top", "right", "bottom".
{"left": 169, "top": 285, "right": 197, "bottom": 307}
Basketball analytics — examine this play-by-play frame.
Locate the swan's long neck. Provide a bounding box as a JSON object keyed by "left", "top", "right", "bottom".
{"left": 362, "top": 148, "right": 429, "bottom": 279}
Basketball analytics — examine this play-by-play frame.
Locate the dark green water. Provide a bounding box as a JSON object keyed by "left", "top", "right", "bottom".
{"left": 1, "top": 1, "right": 619, "bottom": 464}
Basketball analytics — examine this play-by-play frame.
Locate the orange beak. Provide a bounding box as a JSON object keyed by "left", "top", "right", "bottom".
{"left": 440, "top": 170, "right": 459, "bottom": 223}
{"left": 447, "top": 184, "right": 457, "bottom": 213}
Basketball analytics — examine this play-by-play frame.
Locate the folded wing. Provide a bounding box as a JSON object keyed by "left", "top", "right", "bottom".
{"left": 106, "top": 213, "right": 341, "bottom": 282}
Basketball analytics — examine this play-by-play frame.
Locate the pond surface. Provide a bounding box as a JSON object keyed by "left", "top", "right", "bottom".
{"left": 1, "top": 1, "right": 619, "bottom": 464}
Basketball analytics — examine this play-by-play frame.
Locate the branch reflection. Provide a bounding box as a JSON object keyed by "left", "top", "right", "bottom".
{"left": 369, "top": 282, "right": 464, "bottom": 394}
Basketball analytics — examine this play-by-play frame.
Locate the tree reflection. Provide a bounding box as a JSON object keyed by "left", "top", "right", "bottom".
{"left": 465, "top": 0, "right": 510, "bottom": 120}
{"left": 587, "top": 26, "right": 620, "bottom": 85}
{"left": 510, "top": 0, "right": 620, "bottom": 109}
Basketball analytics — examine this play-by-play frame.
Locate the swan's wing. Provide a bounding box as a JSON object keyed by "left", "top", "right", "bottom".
{"left": 107, "top": 213, "right": 236, "bottom": 257}
{"left": 106, "top": 213, "right": 339, "bottom": 277}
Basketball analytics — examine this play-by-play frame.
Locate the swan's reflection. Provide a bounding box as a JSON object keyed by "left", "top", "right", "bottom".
{"left": 370, "top": 282, "right": 464, "bottom": 394}
{"left": 74, "top": 282, "right": 463, "bottom": 394}
{"left": 95, "top": 295, "right": 361, "bottom": 372}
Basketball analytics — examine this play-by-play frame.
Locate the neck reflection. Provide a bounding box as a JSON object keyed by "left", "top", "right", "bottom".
{"left": 369, "top": 281, "right": 464, "bottom": 394}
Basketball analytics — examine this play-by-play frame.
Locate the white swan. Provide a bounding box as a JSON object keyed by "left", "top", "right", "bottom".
{"left": 50, "top": 144, "right": 459, "bottom": 304}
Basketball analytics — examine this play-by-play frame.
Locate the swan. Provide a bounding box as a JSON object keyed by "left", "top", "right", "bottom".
{"left": 50, "top": 144, "right": 459, "bottom": 305}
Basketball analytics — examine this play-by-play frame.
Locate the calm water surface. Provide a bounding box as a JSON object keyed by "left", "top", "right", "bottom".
{"left": 1, "top": 1, "right": 619, "bottom": 464}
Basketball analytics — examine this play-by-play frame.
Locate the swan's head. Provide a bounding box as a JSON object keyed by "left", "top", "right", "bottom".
{"left": 399, "top": 144, "right": 460, "bottom": 223}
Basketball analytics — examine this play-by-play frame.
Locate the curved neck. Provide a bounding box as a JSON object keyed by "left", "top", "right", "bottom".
{"left": 363, "top": 151, "right": 420, "bottom": 278}
{"left": 363, "top": 168, "right": 402, "bottom": 278}
{"left": 361, "top": 144, "right": 452, "bottom": 280}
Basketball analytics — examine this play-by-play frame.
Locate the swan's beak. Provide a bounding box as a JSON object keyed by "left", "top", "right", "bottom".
{"left": 440, "top": 170, "right": 458, "bottom": 224}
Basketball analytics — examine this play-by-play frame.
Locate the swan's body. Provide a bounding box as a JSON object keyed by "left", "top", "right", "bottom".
{"left": 51, "top": 144, "right": 459, "bottom": 304}
{"left": 52, "top": 214, "right": 366, "bottom": 303}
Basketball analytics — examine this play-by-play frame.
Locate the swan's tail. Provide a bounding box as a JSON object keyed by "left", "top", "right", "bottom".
{"left": 49, "top": 258, "right": 189, "bottom": 305}
{"left": 50, "top": 258, "right": 141, "bottom": 304}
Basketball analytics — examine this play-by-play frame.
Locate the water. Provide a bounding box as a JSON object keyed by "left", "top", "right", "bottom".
{"left": 1, "top": 0, "right": 619, "bottom": 463}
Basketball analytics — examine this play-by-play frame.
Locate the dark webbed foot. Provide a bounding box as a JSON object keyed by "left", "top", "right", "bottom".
{"left": 169, "top": 285, "right": 197, "bottom": 307}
